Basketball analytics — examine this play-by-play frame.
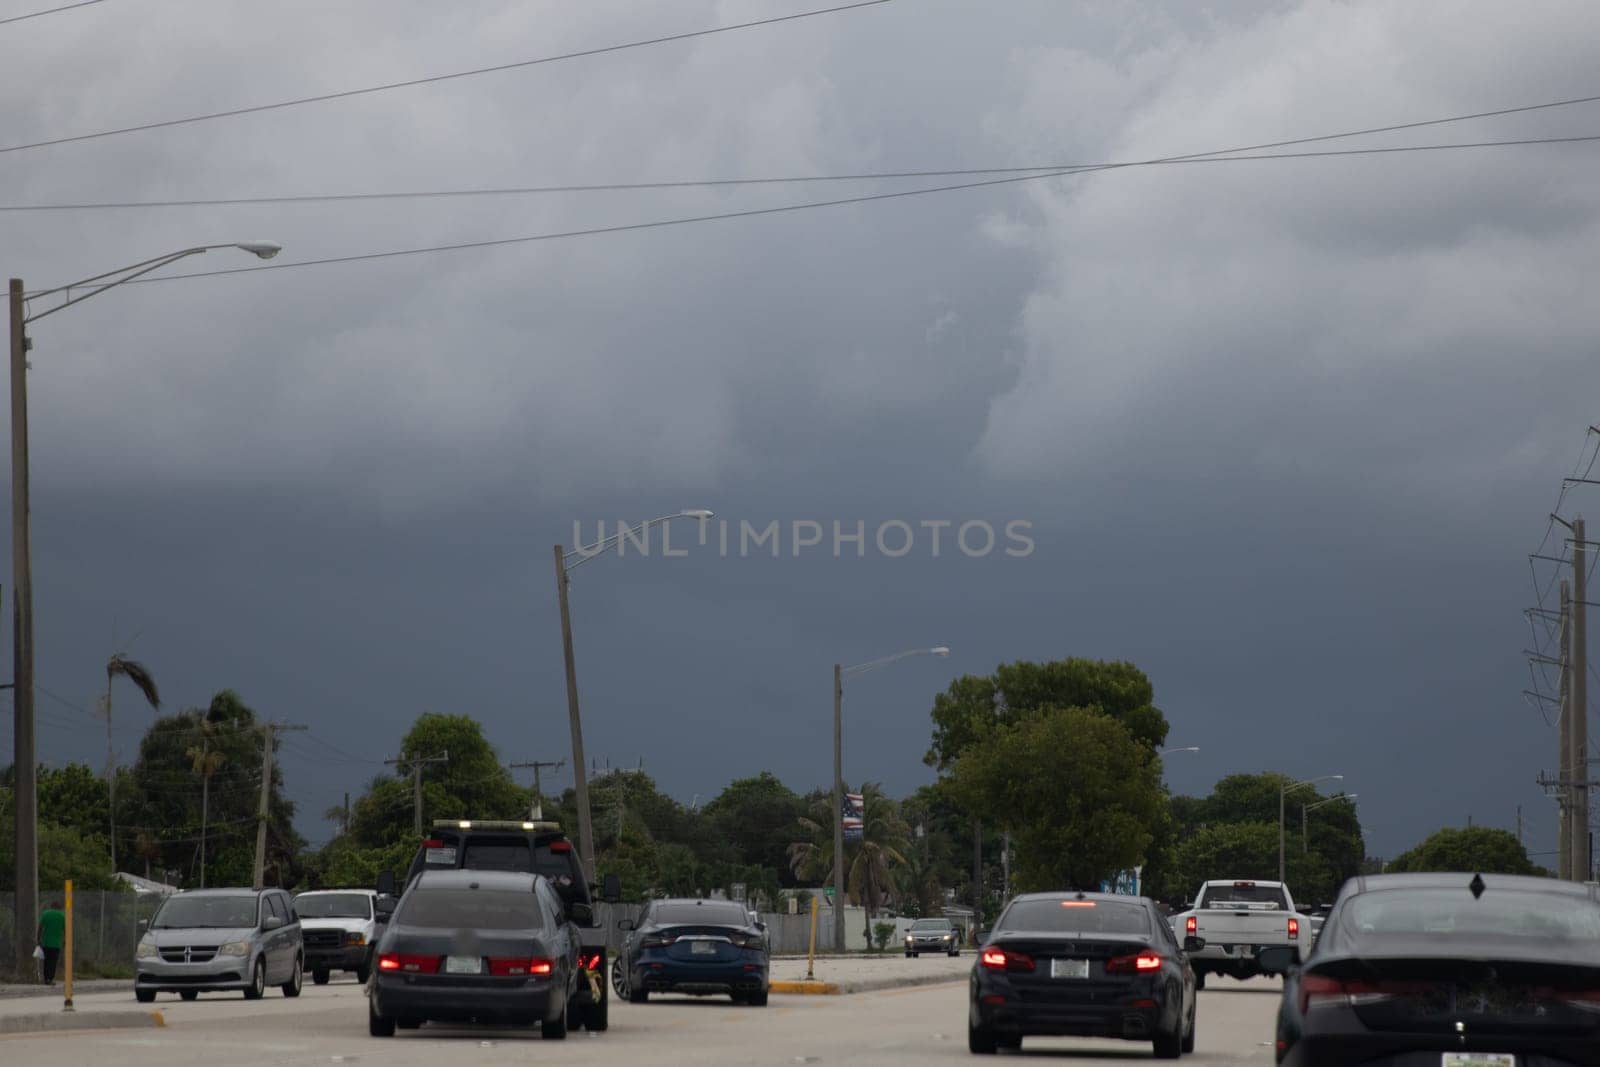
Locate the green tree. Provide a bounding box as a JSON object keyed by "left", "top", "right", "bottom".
{"left": 1167, "top": 822, "right": 1336, "bottom": 904}
{"left": 948, "top": 708, "right": 1164, "bottom": 891}
{"left": 38, "top": 762, "right": 110, "bottom": 841}
{"left": 787, "top": 783, "right": 912, "bottom": 934}
{"left": 1386, "top": 827, "right": 1539, "bottom": 876}
{"left": 701, "top": 772, "right": 806, "bottom": 884}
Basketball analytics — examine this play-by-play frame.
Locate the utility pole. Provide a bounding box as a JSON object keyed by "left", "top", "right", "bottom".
{"left": 510, "top": 759, "right": 564, "bottom": 820}
{"left": 1561, "top": 580, "right": 1574, "bottom": 880}
{"left": 342, "top": 792, "right": 350, "bottom": 835}
{"left": 253, "top": 722, "right": 306, "bottom": 889}
{"left": 832, "top": 663, "right": 844, "bottom": 953}
{"left": 553, "top": 544, "right": 597, "bottom": 883}
{"left": 1001, "top": 830, "right": 1011, "bottom": 900}
{"left": 972, "top": 819, "right": 982, "bottom": 947}
{"left": 1573, "top": 517, "right": 1589, "bottom": 883}
{"left": 386, "top": 751, "right": 448, "bottom": 835}
{"left": 9, "top": 277, "right": 38, "bottom": 979}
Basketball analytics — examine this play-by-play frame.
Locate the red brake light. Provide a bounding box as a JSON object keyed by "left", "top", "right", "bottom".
{"left": 421, "top": 839, "right": 444, "bottom": 848}
{"left": 980, "top": 948, "right": 1034, "bottom": 973}
{"left": 488, "top": 957, "right": 553, "bottom": 977}
{"left": 1288, "top": 917, "right": 1299, "bottom": 939}
{"left": 377, "top": 953, "right": 440, "bottom": 974}
{"left": 582, "top": 954, "right": 602, "bottom": 971}
{"left": 548, "top": 840, "right": 572, "bottom": 853}
{"left": 1299, "top": 973, "right": 1436, "bottom": 1014}
{"left": 1107, "top": 952, "right": 1164, "bottom": 974}
{"left": 1185, "top": 915, "right": 1197, "bottom": 935}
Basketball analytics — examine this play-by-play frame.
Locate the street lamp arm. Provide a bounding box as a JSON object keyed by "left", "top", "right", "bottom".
{"left": 563, "top": 509, "right": 713, "bottom": 571}
{"left": 23, "top": 242, "right": 282, "bottom": 324}
{"left": 1284, "top": 773, "right": 1344, "bottom": 796}
{"left": 1305, "top": 794, "right": 1357, "bottom": 813}
{"left": 841, "top": 646, "right": 951, "bottom": 678}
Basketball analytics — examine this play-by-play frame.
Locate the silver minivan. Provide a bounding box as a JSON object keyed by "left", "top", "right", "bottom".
{"left": 134, "top": 887, "right": 303, "bottom": 1001}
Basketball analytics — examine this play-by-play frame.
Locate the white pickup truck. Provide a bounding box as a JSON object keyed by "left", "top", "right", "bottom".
{"left": 1168, "top": 879, "right": 1309, "bottom": 988}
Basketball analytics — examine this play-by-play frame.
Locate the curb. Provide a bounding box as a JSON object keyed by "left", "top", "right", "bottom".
{"left": 769, "top": 980, "right": 840, "bottom": 995}
{"left": 0, "top": 1010, "right": 165, "bottom": 1035}
{"left": 770, "top": 972, "right": 968, "bottom": 997}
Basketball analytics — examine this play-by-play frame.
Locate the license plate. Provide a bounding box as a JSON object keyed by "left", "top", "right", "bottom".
{"left": 425, "top": 846, "right": 457, "bottom": 865}
{"left": 690, "top": 941, "right": 717, "bottom": 956}
{"left": 444, "top": 955, "right": 481, "bottom": 974}
{"left": 1442, "top": 1057, "right": 1514, "bottom": 1067}
{"left": 1050, "top": 958, "right": 1089, "bottom": 979}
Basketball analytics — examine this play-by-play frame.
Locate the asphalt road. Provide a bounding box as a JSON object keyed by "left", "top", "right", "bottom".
{"left": 0, "top": 973, "right": 1283, "bottom": 1064}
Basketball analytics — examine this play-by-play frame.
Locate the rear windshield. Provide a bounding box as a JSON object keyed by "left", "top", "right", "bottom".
{"left": 1344, "top": 888, "right": 1600, "bottom": 941}
{"left": 1199, "top": 885, "right": 1287, "bottom": 910}
{"left": 294, "top": 893, "right": 370, "bottom": 919}
{"left": 461, "top": 840, "right": 531, "bottom": 871}
{"left": 997, "top": 900, "right": 1150, "bottom": 935}
{"left": 653, "top": 903, "right": 749, "bottom": 927}
{"left": 911, "top": 919, "right": 952, "bottom": 930}
{"left": 154, "top": 895, "right": 258, "bottom": 929}
{"left": 399, "top": 889, "right": 543, "bottom": 930}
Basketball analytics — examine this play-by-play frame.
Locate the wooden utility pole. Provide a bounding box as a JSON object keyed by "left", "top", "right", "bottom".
{"left": 10, "top": 277, "right": 37, "bottom": 979}
{"left": 254, "top": 722, "right": 306, "bottom": 889}
{"left": 510, "top": 759, "right": 564, "bottom": 820}
{"left": 386, "top": 751, "right": 448, "bottom": 835}
{"left": 1573, "top": 517, "right": 1589, "bottom": 881}
{"left": 1561, "top": 580, "right": 1573, "bottom": 880}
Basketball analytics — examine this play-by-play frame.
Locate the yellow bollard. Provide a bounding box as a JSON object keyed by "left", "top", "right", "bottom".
{"left": 805, "top": 895, "right": 819, "bottom": 980}
{"left": 63, "top": 880, "right": 74, "bottom": 1012}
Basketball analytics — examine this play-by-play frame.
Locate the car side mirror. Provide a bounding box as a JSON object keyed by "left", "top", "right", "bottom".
{"left": 617, "top": 918, "right": 635, "bottom": 931}
{"left": 137, "top": 918, "right": 149, "bottom": 933}
{"left": 568, "top": 902, "right": 594, "bottom": 926}
{"left": 1256, "top": 946, "right": 1295, "bottom": 975}
{"left": 755, "top": 921, "right": 767, "bottom": 932}
{"left": 601, "top": 874, "right": 621, "bottom": 904}
{"left": 376, "top": 870, "right": 397, "bottom": 897}
{"left": 1183, "top": 936, "right": 1205, "bottom": 953}
{"left": 262, "top": 914, "right": 285, "bottom": 932}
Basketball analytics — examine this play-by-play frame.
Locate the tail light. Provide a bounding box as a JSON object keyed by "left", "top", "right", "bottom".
{"left": 547, "top": 840, "right": 572, "bottom": 853}
{"left": 487, "top": 957, "right": 553, "bottom": 977}
{"left": 421, "top": 839, "right": 444, "bottom": 848}
{"left": 581, "top": 954, "right": 603, "bottom": 972}
{"left": 1106, "top": 952, "right": 1164, "bottom": 974}
{"left": 1288, "top": 917, "right": 1300, "bottom": 940}
{"left": 730, "top": 931, "right": 765, "bottom": 949}
{"left": 1185, "top": 916, "right": 1197, "bottom": 936}
{"left": 640, "top": 933, "right": 677, "bottom": 949}
{"left": 1299, "top": 973, "right": 1436, "bottom": 1014}
{"left": 377, "top": 953, "right": 440, "bottom": 974}
{"left": 980, "top": 948, "right": 1035, "bottom": 973}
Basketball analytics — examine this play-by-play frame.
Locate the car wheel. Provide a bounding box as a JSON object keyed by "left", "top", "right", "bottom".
{"left": 312, "top": 969, "right": 330, "bottom": 986}
{"left": 180, "top": 990, "right": 199, "bottom": 1001}
{"left": 1152, "top": 994, "right": 1183, "bottom": 1060}
{"left": 1181, "top": 1001, "right": 1196, "bottom": 1054}
{"left": 585, "top": 995, "right": 609, "bottom": 1031}
{"left": 904, "top": 950, "right": 913, "bottom": 958}
{"left": 541, "top": 997, "right": 569, "bottom": 1040}
{"left": 746, "top": 990, "right": 768, "bottom": 1007}
{"left": 948, "top": 948, "right": 959, "bottom": 957}
{"left": 135, "top": 988, "right": 157, "bottom": 1004}
{"left": 396, "top": 1017, "right": 421, "bottom": 1030}
{"left": 281, "top": 955, "right": 303, "bottom": 998}
{"left": 1192, "top": 969, "right": 1206, "bottom": 991}
{"left": 911, "top": 951, "right": 919, "bottom": 958}
{"left": 968, "top": 1019, "right": 998, "bottom": 1055}
{"left": 628, "top": 986, "right": 648, "bottom": 1004}
{"left": 610, "top": 958, "right": 629, "bottom": 998}
{"left": 355, "top": 964, "right": 370, "bottom": 985}
{"left": 243, "top": 959, "right": 266, "bottom": 1000}
{"left": 997, "top": 1035, "right": 1021, "bottom": 1050}
{"left": 368, "top": 996, "right": 395, "bottom": 1037}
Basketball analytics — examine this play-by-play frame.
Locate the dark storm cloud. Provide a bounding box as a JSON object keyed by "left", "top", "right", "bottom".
{"left": 1, "top": 0, "right": 1596, "bottom": 859}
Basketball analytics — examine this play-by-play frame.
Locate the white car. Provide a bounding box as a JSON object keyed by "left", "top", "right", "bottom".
{"left": 293, "top": 889, "right": 379, "bottom": 984}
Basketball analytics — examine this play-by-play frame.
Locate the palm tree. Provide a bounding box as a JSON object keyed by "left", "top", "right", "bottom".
{"left": 787, "top": 783, "right": 913, "bottom": 942}
{"left": 104, "top": 654, "right": 160, "bottom": 873}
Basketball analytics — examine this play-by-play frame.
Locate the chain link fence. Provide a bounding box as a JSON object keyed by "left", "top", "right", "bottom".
{"left": 0, "top": 891, "right": 164, "bottom": 977}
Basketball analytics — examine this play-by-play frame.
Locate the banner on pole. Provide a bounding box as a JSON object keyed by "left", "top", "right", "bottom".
{"left": 841, "top": 792, "right": 865, "bottom": 842}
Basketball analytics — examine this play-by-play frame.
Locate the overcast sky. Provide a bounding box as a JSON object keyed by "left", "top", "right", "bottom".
{"left": 2, "top": 0, "right": 1598, "bottom": 863}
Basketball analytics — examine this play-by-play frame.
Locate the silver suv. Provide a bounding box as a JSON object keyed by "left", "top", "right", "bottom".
{"left": 134, "top": 887, "right": 303, "bottom": 1002}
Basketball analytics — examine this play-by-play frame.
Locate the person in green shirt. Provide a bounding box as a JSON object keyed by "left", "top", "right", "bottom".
{"left": 37, "top": 901, "right": 64, "bottom": 984}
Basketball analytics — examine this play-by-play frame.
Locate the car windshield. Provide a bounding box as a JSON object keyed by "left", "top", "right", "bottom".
{"left": 653, "top": 903, "right": 749, "bottom": 927}
{"left": 153, "top": 895, "right": 258, "bottom": 929}
{"left": 400, "top": 888, "right": 544, "bottom": 930}
{"left": 1200, "top": 885, "right": 1287, "bottom": 910}
{"left": 1344, "top": 888, "right": 1600, "bottom": 941}
{"left": 911, "top": 920, "right": 951, "bottom": 930}
{"left": 294, "top": 893, "right": 370, "bottom": 919}
{"left": 998, "top": 899, "right": 1150, "bottom": 935}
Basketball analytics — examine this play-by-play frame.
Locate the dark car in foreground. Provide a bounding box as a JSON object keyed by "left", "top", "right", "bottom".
{"left": 1265, "top": 871, "right": 1600, "bottom": 1066}
{"left": 620, "top": 898, "right": 770, "bottom": 1005}
{"left": 368, "top": 869, "right": 583, "bottom": 1039}
{"left": 969, "top": 890, "right": 1200, "bottom": 1057}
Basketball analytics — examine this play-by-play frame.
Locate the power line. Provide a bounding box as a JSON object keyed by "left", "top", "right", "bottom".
{"left": 84, "top": 134, "right": 1600, "bottom": 291}
{"left": 4, "top": 133, "right": 1597, "bottom": 214}
{"left": 0, "top": 0, "right": 111, "bottom": 28}
{"left": 0, "top": 0, "right": 894, "bottom": 156}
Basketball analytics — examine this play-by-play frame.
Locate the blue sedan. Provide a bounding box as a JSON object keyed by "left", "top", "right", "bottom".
{"left": 619, "top": 898, "right": 769, "bottom": 1006}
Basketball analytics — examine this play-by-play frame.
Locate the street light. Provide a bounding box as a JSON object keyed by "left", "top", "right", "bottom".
{"left": 8, "top": 241, "right": 282, "bottom": 974}
{"left": 554, "top": 509, "right": 713, "bottom": 881}
{"left": 1157, "top": 746, "right": 1200, "bottom": 756}
{"left": 832, "top": 645, "right": 949, "bottom": 952}
{"left": 1302, "top": 794, "right": 1358, "bottom": 853}
{"left": 1280, "top": 775, "right": 1343, "bottom": 883}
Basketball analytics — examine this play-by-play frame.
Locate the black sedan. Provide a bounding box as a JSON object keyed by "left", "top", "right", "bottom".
{"left": 1266, "top": 871, "right": 1600, "bottom": 1066}
{"left": 969, "top": 890, "right": 1200, "bottom": 1057}
{"left": 367, "top": 868, "right": 584, "bottom": 1039}
{"left": 619, "top": 898, "right": 770, "bottom": 1005}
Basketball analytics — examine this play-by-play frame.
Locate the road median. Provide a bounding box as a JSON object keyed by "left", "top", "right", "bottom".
{"left": 0, "top": 1009, "right": 165, "bottom": 1035}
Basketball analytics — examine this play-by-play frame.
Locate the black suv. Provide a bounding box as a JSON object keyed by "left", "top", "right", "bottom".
{"left": 377, "top": 820, "right": 620, "bottom": 1031}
